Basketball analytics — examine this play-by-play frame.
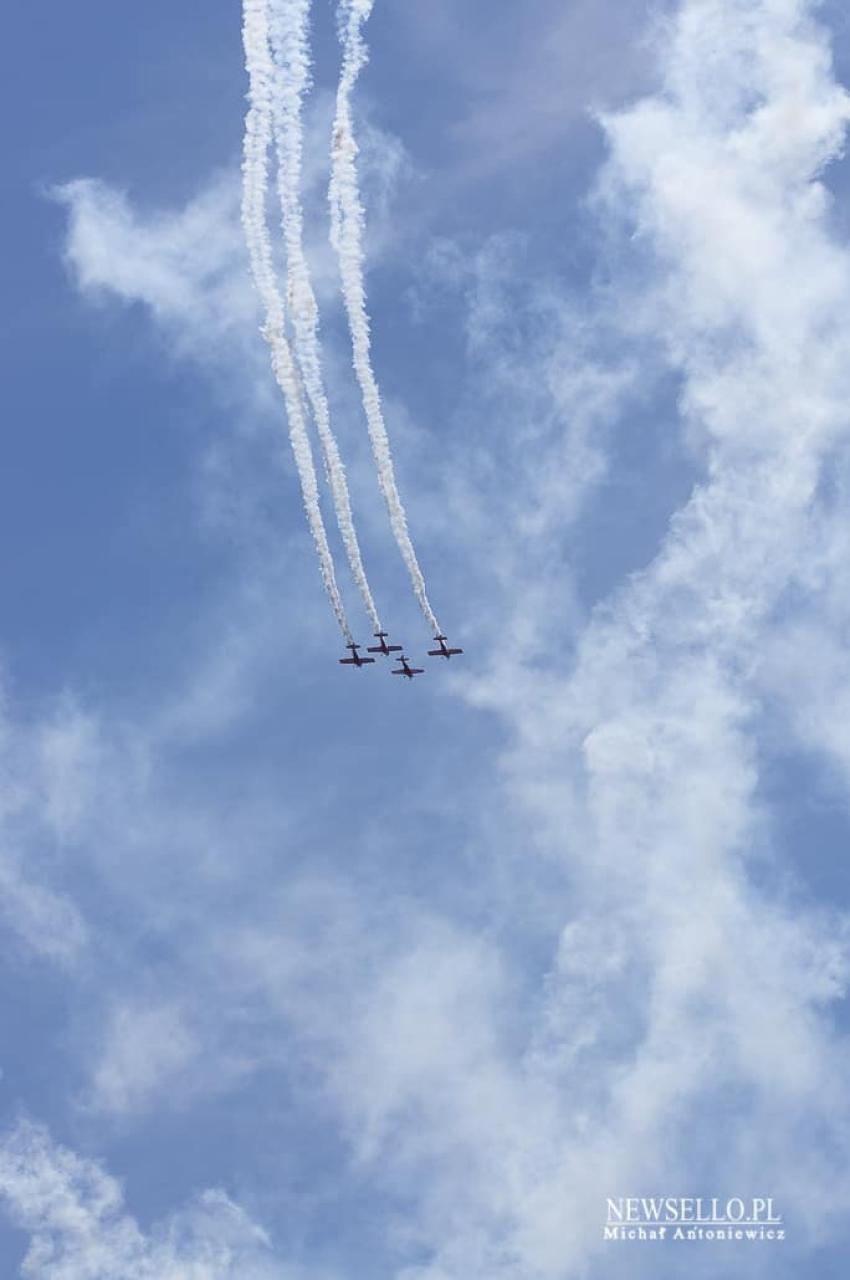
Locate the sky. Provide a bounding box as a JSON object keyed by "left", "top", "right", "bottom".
{"left": 1, "top": 0, "right": 850, "bottom": 1276}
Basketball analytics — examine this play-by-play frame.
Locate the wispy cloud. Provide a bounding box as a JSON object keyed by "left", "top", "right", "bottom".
{"left": 0, "top": 691, "right": 92, "bottom": 967}
{"left": 441, "top": 0, "right": 850, "bottom": 1271}
{"left": 0, "top": 1119, "right": 315, "bottom": 1279}
{"left": 390, "top": 0, "right": 660, "bottom": 174}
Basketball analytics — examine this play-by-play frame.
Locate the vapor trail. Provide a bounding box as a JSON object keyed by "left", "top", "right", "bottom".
{"left": 269, "top": 0, "right": 383, "bottom": 635}
{"left": 242, "top": 0, "right": 353, "bottom": 644}
{"left": 330, "top": 0, "right": 441, "bottom": 636}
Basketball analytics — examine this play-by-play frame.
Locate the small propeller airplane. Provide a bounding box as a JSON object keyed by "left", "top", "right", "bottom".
{"left": 339, "top": 643, "right": 376, "bottom": 668}
{"left": 391, "top": 655, "right": 425, "bottom": 680}
{"left": 427, "top": 635, "right": 464, "bottom": 659}
{"left": 367, "top": 631, "right": 403, "bottom": 656}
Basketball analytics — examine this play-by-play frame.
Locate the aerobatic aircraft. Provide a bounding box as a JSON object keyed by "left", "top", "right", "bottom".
{"left": 427, "top": 635, "right": 463, "bottom": 659}
{"left": 367, "top": 631, "right": 403, "bottom": 656}
{"left": 391, "top": 655, "right": 424, "bottom": 680}
{"left": 339, "top": 643, "right": 376, "bottom": 668}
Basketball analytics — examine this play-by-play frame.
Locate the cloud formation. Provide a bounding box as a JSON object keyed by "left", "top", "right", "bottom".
{"left": 0, "top": 1120, "right": 296, "bottom": 1279}
{"left": 10, "top": 3, "right": 850, "bottom": 1280}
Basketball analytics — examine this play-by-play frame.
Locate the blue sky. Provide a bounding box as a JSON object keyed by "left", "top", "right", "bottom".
{"left": 1, "top": 1, "right": 850, "bottom": 1277}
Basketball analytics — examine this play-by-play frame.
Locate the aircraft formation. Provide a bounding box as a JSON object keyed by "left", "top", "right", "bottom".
{"left": 241, "top": 0, "right": 457, "bottom": 668}
{"left": 339, "top": 633, "right": 463, "bottom": 680}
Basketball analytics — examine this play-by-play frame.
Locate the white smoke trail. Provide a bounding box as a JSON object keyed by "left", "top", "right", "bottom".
{"left": 242, "top": 0, "right": 353, "bottom": 645}
{"left": 269, "top": 0, "right": 383, "bottom": 636}
{"left": 330, "top": 0, "right": 441, "bottom": 637}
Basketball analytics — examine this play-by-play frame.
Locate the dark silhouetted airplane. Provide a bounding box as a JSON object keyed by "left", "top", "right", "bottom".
{"left": 367, "top": 631, "right": 403, "bottom": 656}
{"left": 339, "top": 643, "right": 376, "bottom": 668}
{"left": 391, "top": 655, "right": 424, "bottom": 680}
{"left": 427, "top": 635, "right": 463, "bottom": 659}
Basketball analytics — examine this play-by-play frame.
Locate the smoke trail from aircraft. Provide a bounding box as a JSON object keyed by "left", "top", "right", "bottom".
{"left": 242, "top": 0, "right": 353, "bottom": 643}
{"left": 269, "top": 0, "right": 383, "bottom": 636}
{"left": 330, "top": 0, "right": 441, "bottom": 636}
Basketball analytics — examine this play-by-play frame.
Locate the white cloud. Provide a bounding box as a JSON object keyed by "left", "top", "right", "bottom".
{"left": 54, "top": 173, "right": 258, "bottom": 368}
{"left": 0, "top": 691, "right": 92, "bottom": 967}
{"left": 85, "top": 1002, "right": 200, "bottom": 1117}
{"left": 391, "top": 0, "right": 661, "bottom": 173}
{"left": 327, "top": 0, "right": 850, "bottom": 1272}
{"left": 0, "top": 1119, "right": 305, "bottom": 1279}
{"left": 52, "top": 93, "right": 412, "bottom": 371}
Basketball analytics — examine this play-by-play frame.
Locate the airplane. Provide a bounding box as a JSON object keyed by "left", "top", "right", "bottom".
{"left": 391, "top": 655, "right": 425, "bottom": 680}
{"left": 427, "top": 635, "right": 464, "bottom": 659}
{"left": 339, "top": 643, "right": 376, "bottom": 668}
{"left": 367, "top": 631, "right": 403, "bottom": 656}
